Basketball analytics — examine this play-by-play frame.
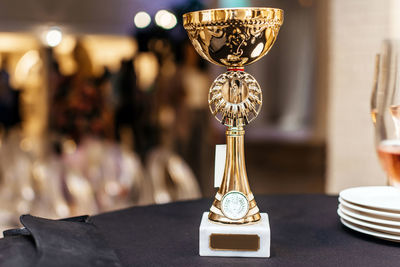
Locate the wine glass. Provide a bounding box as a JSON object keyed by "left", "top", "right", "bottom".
{"left": 375, "top": 40, "right": 400, "bottom": 188}
{"left": 370, "top": 54, "right": 381, "bottom": 126}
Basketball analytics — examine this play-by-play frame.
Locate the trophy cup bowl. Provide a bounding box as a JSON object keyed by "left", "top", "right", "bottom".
{"left": 183, "top": 8, "right": 283, "bottom": 67}
{"left": 183, "top": 8, "right": 283, "bottom": 227}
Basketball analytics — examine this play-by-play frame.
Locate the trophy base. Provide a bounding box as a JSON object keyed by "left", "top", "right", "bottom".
{"left": 199, "top": 212, "right": 270, "bottom": 258}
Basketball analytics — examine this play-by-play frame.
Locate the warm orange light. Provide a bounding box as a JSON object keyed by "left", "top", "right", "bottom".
{"left": 82, "top": 35, "right": 137, "bottom": 75}
{"left": 134, "top": 52, "right": 159, "bottom": 90}
{"left": 0, "top": 33, "right": 39, "bottom": 52}
{"left": 14, "top": 50, "right": 41, "bottom": 88}
{"left": 54, "top": 35, "right": 76, "bottom": 54}
{"left": 53, "top": 35, "right": 77, "bottom": 75}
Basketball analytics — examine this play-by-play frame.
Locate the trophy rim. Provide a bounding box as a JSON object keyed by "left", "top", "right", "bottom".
{"left": 183, "top": 7, "right": 284, "bottom": 27}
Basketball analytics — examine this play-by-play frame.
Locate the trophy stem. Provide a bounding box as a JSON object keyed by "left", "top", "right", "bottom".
{"left": 209, "top": 126, "right": 261, "bottom": 224}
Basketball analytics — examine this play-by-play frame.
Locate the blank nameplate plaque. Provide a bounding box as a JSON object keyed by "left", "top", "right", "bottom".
{"left": 210, "top": 234, "right": 260, "bottom": 251}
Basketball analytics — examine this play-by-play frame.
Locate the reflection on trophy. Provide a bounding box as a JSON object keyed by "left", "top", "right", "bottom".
{"left": 183, "top": 7, "right": 283, "bottom": 256}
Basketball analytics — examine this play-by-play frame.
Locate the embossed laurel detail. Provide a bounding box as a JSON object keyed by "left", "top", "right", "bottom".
{"left": 183, "top": 18, "right": 282, "bottom": 30}
{"left": 208, "top": 71, "right": 262, "bottom": 127}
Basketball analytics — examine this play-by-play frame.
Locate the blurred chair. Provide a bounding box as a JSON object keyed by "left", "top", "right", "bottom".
{"left": 147, "top": 147, "right": 201, "bottom": 204}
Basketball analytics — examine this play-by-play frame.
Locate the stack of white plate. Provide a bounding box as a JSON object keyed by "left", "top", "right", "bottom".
{"left": 338, "top": 186, "right": 400, "bottom": 242}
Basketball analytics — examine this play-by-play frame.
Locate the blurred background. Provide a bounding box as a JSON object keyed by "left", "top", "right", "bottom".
{"left": 0, "top": 0, "right": 394, "bottom": 232}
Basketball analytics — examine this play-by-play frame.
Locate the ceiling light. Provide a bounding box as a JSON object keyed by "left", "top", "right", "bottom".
{"left": 45, "top": 27, "right": 63, "bottom": 47}
{"left": 155, "top": 10, "right": 177, "bottom": 30}
{"left": 134, "top": 11, "right": 151, "bottom": 29}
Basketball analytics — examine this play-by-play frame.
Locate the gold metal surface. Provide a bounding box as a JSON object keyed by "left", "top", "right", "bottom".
{"left": 183, "top": 8, "right": 284, "bottom": 224}
{"left": 209, "top": 70, "right": 262, "bottom": 127}
{"left": 209, "top": 233, "right": 260, "bottom": 251}
{"left": 208, "top": 128, "right": 261, "bottom": 224}
{"left": 183, "top": 8, "right": 283, "bottom": 67}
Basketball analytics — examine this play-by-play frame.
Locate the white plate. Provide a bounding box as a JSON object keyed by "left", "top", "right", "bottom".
{"left": 338, "top": 208, "right": 400, "bottom": 235}
{"left": 340, "top": 218, "right": 400, "bottom": 242}
{"left": 339, "top": 197, "right": 400, "bottom": 219}
{"left": 339, "top": 204, "right": 400, "bottom": 226}
{"left": 339, "top": 186, "right": 400, "bottom": 212}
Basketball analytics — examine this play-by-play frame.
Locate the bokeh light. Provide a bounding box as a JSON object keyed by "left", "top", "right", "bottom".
{"left": 134, "top": 11, "right": 151, "bottom": 29}
{"left": 155, "top": 10, "right": 177, "bottom": 30}
{"left": 45, "top": 27, "right": 63, "bottom": 47}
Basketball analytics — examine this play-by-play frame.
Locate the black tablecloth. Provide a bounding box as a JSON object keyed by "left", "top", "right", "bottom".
{"left": 2, "top": 195, "right": 400, "bottom": 266}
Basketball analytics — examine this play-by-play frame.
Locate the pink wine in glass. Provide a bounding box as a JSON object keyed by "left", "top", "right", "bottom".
{"left": 378, "top": 140, "right": 400, "bottom": 187}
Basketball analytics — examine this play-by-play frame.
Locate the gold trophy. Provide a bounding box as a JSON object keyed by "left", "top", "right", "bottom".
{"left": 183, "top": 7, "right": 283, "bottom": 256}
{"left": 184, "top": 7, "right": 283, "bottom": 222}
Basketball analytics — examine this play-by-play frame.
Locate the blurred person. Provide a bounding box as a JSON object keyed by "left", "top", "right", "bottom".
{"left": 156, "top": 40, "right": 210, "bottom": 185}
{"left": 95, "top": 67, "right": 115, "bottom": 140}
{"left": 50, "top": 41, "right": 112, "bottom": 143}
{"left": 0, "top": 55, "right": 21, "bottom": 133}
{"left": 143, "top": 39, "right": 203, "bottom": 202}
{"left": 45, "top": 42, "right": 152, "bottom": 215}
{"left": 155, "top": 58, "right": 187, "bottom": 151}
{"left": 179, "top": 41, "right": 210, "bottom": 181}
{"left": 113, "top": 58, "right": 156, "bottom": 161}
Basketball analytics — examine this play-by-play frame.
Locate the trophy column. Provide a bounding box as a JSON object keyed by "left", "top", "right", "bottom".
{"left": 209, "top": 126, "right": 261, "bottom": 224}
{"left": 206, "top": 68, "right": 263, "bottom": 224}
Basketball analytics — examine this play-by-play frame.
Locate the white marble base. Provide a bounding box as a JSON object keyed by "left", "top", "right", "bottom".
{"left": 199, "top": 212, "right": 270, "bottom": 258}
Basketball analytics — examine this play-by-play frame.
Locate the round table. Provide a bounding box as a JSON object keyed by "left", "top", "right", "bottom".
{"left": 1, "top": 195, "right": 400, "bottom": 266}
